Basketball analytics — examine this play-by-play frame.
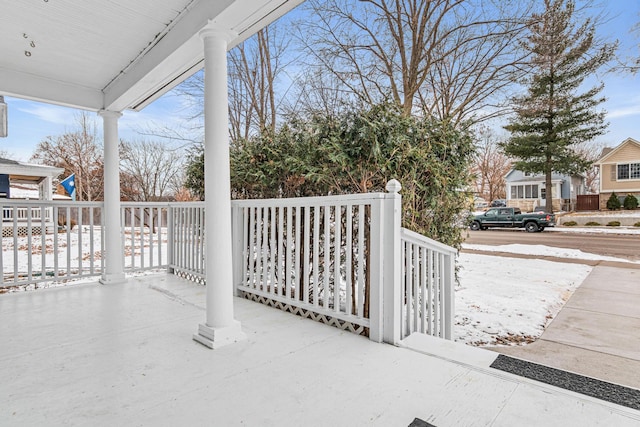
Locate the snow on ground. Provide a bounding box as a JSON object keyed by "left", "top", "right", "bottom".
{"left": 547, "top": 226, "right": 640, "bottom": 235}
{"left": 462, "top": 243, "right": 640, "bottom": 263}
{"left": 455, "top": 252, "right": 592, "bottom": 346}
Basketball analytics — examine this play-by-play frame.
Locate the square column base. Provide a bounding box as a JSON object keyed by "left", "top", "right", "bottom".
{"left": 99, "top": 273, "right": 126, "bottom": 285}
{"left": 193, "top": 320, "right": 246, "bottom": 349}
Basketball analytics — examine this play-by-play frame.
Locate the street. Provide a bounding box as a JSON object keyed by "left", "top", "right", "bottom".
{"left": 464, "top": 229, "right": 640, "bottom": 262}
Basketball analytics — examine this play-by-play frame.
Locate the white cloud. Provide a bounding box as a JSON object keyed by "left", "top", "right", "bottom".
{"left": 16, "top": 102, "right": 79, "bottom": 126}
{"left": 606, "top": 105, "right": 640, "bottom": 119}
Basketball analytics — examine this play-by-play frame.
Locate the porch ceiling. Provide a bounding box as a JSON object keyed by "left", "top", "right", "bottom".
{"left": 0, "top": 0, "right": 303, "bottom": 112}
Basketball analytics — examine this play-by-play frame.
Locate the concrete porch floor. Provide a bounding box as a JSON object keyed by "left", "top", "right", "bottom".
{"left": 1, "top": 274, "right": 639, "bottom": 426}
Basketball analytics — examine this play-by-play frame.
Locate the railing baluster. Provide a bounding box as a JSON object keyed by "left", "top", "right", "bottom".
{"left": 256, "top": 206, "right": 263, "bottom": 290}
{"left": 312, "top": 205, "right": 320, "bottom": 307}
{"left": 277, "top": 206, "right": 284, "bottom": 296}
{"left": 27, "top": 208, "right": 32, "bottom": 282}
{"left": 345, "top": 205, "right": 352, "bottom": 316}
{"left": 88, "top": 206, "right": 94, "bottom": 275}
{"left": 420, "top": 247, "right": 427, "bottom": 334}
{"left": 286, "top": 206, "right": 293, "bottom": 298}
{"left": 40, "top": 206, "right": 46, "bottom": 281}
{"left": 294, "top": 206, "right": 301, "bottom": 302}
{"left": 357, "top": 205, "right": 364, "bottom": 317}
{"left": 262, "top": 206, "right": 269, "bottom": 291}
{"left": 248, "top": 207, "right": 255, "bottom": 289}
{"left": 269, "top": 206, "right": 276, "bottom": 294}
{"left": 323, "top": 205, "right": 330, "bottom": 309}
{"left": 303, "top": 206, "right": 310, "bottom": 304}
{"left": 77, "top": 206, "right": 83, "bottom": 275}
{"left": 12, "top": 207, "right": 18, "bottom": 283}
{"left": 333, "top": 204, "right": 341, "bottom": 312}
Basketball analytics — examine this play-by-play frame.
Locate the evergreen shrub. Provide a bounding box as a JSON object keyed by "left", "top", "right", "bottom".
{"left": 606, "top": 192, "right": 621, "bottom": 210}
{"left": 623, "top": 194, "right": 638, "bottom": 210}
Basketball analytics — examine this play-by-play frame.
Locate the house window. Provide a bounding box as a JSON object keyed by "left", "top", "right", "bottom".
{"left": 510, "top": 184, "right": 538, "bottom": 199}
{"left": 541, "top": 188, "right": 545, "bottom": 199}
{"left": 617, "top": 163, "right": 640, "bottom": 180}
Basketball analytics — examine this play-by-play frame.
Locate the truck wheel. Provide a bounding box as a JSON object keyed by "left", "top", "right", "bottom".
{"left": 525, "top": 222, "right": 539, "bottom": 233}
{"left": 470, "top": 221, "right": 481, "bottom": 231}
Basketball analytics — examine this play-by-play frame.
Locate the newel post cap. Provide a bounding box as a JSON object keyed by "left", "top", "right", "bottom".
{"left": 385, "top": 179, "right": 402, "bottom": 193}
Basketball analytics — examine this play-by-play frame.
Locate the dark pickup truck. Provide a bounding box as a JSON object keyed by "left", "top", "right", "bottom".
{"left": 469, "top": 207, "right": 555, "bottom": 232}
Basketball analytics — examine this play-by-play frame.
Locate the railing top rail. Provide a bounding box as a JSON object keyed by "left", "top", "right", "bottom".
{"left": 231, "top": 192, "right": 386, "bottom": 208}
{"left": 0, "top": 200, "right": 104, "bottom": 207}
{"left": 400, "top": 227, "right": 457, "bottom": 256}
{"left": 121, "top": 201, "right": 186, "bottom": 208}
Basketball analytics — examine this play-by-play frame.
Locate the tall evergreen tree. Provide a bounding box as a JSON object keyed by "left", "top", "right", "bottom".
{"left": 502, "top": 0, "right": 616, "bottom": 213}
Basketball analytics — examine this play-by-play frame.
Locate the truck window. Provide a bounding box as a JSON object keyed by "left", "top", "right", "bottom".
{"left": 498, "top": 209, "right": 510, "bottom": 215}
{"left": 485, "top": 209, "right": 497, "bottom": 216}
{"left": 513, "top": 208, "right": 522, "bottom": 215}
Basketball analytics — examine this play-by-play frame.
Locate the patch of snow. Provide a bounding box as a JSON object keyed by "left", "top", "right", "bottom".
{"left": 548, "top": 226, "right": 640, "bottom": 235}
{"left": 461, "top": 243, "right": 640, "bottom": 263}
{"left": 455, "top": 253, "right": 592, "bottom": 346}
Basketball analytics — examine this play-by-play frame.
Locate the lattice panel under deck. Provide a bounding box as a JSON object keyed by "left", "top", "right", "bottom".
{"left": 172, "top": 268, "right": 206, "bottom": 285}
{"left": 240, "top": 291, "right": 368, "bottom": 336}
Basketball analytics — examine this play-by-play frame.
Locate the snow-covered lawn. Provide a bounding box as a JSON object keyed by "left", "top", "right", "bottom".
{"left": 456, "top": 239, "right": 640, "bottom": 347}
{"left": 455, "top": 252, "right": 592, "bottom": 346}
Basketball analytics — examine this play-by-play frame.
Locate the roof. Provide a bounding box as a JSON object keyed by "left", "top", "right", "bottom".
{"left": 505, "top": 169, "right": 579, "bottom": 182}
{"left": 8, "top": 182, "right": 72, "bottom": 200}
{"left": 0, "top": 157, "right": 64, "bottom": 182}
{"left": 0, "top": 0, "right": 303, "bottom": 112}
{"left": 596, "top": 138, "right": 640, "bottom": 164}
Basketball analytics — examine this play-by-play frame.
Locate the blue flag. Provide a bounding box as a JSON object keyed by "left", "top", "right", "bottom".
{"left": 60, "top": 173, "right": 76, "bottom": 201}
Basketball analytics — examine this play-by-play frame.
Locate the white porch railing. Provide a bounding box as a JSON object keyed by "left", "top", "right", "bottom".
{"left": 167, "top": 203, "right": 206, "bottom": 282}
{"left": 1, "top": 200, "right": 170, "bottom": 287}
{"left": 230, "top": 180, "right": 457, "bottom": 343}
{"left": 2, "top": 184, "right": 456, "bottom": 344}
{"left": 231, "top": 193, "right": 381, "bottom": 337}
{"left": 400, "top": 228, "right": 456, "bottom": 340}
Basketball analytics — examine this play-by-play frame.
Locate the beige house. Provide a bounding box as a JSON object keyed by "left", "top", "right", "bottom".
{"left": 596, "top": 137, "right": 640, "bottom": 209}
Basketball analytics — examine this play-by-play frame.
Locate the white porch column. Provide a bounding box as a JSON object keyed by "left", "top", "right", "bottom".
{"left": 98, "top": 110, "right": 125, "bottom": 285}
{"left": 193, "top": 23, "right": 246, "bottom": 349}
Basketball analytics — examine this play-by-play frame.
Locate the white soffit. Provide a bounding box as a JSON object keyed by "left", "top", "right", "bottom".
{"left": 0, "top": 0, "right": 303, "bottom": 112}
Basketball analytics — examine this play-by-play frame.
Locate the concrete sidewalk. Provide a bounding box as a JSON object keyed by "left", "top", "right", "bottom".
{"left": 495, "top": 265, "right": 640, "bottom": 390}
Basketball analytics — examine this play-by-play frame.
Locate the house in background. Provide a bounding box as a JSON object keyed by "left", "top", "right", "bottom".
{"left": 595, "top": 137, "right": 640, "bottom": 210}
{"left": 1, "top": 157, "right": 65, "bottom": 236}
{"left": 505, "top": 169, "right": 586, "bottom": 212}
{"left": 0, "top": 157, "right": 64, "bottom": 200}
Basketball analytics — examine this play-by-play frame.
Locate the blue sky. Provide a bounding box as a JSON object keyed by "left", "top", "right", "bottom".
{"left": 1, "top": 0, "right": 639, "bottom": 162}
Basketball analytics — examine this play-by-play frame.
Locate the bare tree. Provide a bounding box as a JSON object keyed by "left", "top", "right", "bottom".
{"left": 119, "top": 139, "right": 185, "bottom": 202}
{"left": 471, "top": 127, "right": 512, "bottom": 202}
{"left": 574, "top": 140, "right": 606, "bottom": 193}
{"left": 177, "top": 25, "right": 290, "bottom": 142}
{"left": 30, "top": 112, "right": 104, "bottom": 201}
{"left": 295, "top": 0, "right": 533, "bottom": 123}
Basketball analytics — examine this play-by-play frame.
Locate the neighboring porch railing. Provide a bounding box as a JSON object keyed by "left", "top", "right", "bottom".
{"left": 2, "top": 205, "right": 54, "bottom": 225}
